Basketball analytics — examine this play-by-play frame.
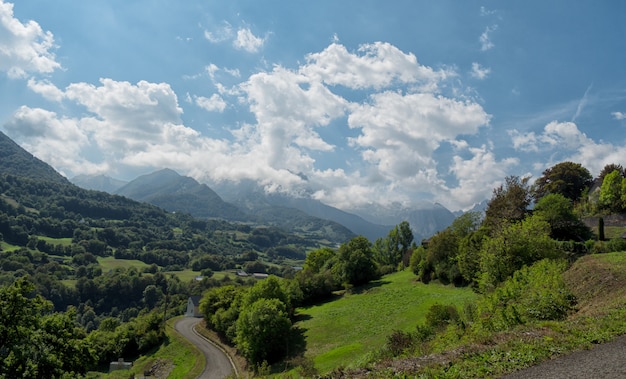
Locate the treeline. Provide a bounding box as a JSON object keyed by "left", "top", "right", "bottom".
{"left": 409, "top": 161, "right": 626, "bottom": 292}
{"left": 200, "top": 226, "right": 417, "bottom": 369}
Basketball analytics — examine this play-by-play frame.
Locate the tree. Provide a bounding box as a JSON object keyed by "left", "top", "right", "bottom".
{"left": 373, "top": 221, "right": 415, "bottom": 270}
{"left": 235, "top": 298, "right": 292, "bottom": 365}
{"left": 335, "top": 236, "right": 379, "bottom": 287}
{"left": 598, "top": 163, "right": 625, "bottom": 183}
{"left": 478, "top": 215, "right": 562, "bottom": 292}
{"left": 533, "top": 193, "right": 592, "bottom": 241}
{"left": 532, "top": 161, "right": 592, "bottom": 202}
{"left": 484, "top": 176, "right": 532, "bottom": 233}
{"left": 0, "top": 278, "right": 93, "bottom": 378}
{"left": 598, "top": 170, "right": 624, "bottom": 212}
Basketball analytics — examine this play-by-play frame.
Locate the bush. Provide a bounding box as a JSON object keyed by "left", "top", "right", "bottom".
{"left": 474, "top": 259, "right": 574, "bottom": 332}
{"left": 424, "top": 303, "right": 460, "bottom": 331}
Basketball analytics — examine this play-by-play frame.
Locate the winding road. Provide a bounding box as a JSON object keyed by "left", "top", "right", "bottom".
{"left": 174, "top": 317, "right": 235, "bottom": 379}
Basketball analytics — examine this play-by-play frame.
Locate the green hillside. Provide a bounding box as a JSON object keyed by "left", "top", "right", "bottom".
{"left": 297, "top": 270, "right": 478, "bottom": 374}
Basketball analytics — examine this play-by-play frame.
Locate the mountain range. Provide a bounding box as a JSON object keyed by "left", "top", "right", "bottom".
{"left": 71, "top": 168, "right": 462, "bottom": 242}
{"left": 0, "top": 128, "right": 468, "bottom": 243}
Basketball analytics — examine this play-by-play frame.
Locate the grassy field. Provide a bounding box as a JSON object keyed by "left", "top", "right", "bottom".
{"left": 92, "top": 317, "right": 204, "bottom": 379}
{"left": 38, "top": 236, "right": 73, "bottom": 246}
{"left": 296, "top": 270, "right": 478, "bottom": 373}
{"left": 98, "top": 256, "right": 151, "bottom": 271}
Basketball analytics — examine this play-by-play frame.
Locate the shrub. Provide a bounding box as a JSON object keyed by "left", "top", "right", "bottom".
{"left": 474, "top": 259, "right": 574, "bottom": 332}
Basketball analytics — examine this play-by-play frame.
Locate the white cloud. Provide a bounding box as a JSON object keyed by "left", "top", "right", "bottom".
{"left": 470, "top": 62, "right": 491, "bottom": 80}
{"left": 301, "top": 42, "right": 453, "bottom": 90}
{"left": 612, "top": 111, "right": 626, "bottom": 120}
{"left": 233, "top": 27, "right": 265, "bottom": 53}
{"left": 479, "top": 25, "right": 498, "bottom": 51}
{"left": 27, "top": 78, "right": 64, "bottom": 101}
{"left": 3, "top": 41, "right": 494, "bottom": 211}
{"left": 195, "top": 94, "right": 227, "bottom": 112}
{"left": 204, "top": 22, "right": 266, "bottom": 53}
{"left": 509, "top": 120, "right": 626, "bottom": 178}
{"left": 203, "top": 22, "right": 233, "bottom": 43}
{"left": 0, "top": 1, "right": 60, "bottom": 78}
{"left": 447, "top": 144, "right": 519, "bottom": 210}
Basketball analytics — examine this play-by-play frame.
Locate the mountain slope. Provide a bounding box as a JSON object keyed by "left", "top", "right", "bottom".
{"left": 0, "top": 131, "right": 69, "bottom": 184}
{"left": 115, "top": 169, "right": 248, "bottom": 221}
{"left": 72, "top": 174, "right": 128, "bottom": 193}
{"left": 213, "top": 180, "right": 386, "bottom": 241}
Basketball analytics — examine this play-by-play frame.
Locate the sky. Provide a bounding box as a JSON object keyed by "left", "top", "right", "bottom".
{"left": 1, "top": 1, "right": 626, "bottom": 212}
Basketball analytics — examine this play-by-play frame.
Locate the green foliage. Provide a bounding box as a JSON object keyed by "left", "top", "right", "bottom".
{"left": 599, "top": 170, "right": 625, "bottom": 212}
{"left": 0, "top": 278, "right": 94, "bottom": 378}
{"left": 424, "top": 303, "right": 460, "bottom": 331}
{"left": 234, "top": 298, "right": 292, "bottom": 365}
{"left": 484, "top": 176, "right": 532, "bottom": 232}
{"left": 599, "top": 217, "right": 605, "bottom": 241}
{"left": 373, "top": 221, "right": 414, "bottom": 270}
{"left": 478, "top": 216, "right": 562, "bottom": 292}
{"left": 335, "top": 236, "right": 379, "bottom": 287}
{"left": 532, "top": 161, "right": 592, "bottom": 202}
{"left": 474, "top": 259, "right": 574, "bottom": 332}
{"left": 533, "top": 193, "right": 592, "bottom": 241}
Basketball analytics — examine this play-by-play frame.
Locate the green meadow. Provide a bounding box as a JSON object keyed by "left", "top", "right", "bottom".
{"left": 296, "top": 269, "right": 478, "bottom": 373}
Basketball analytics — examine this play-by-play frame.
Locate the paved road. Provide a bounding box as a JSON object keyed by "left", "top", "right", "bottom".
{"left": 501, "top": 335, "right": 626, "bottom": 379}
{"left": 174, "top": 317, "right": 234, "bottom": 379}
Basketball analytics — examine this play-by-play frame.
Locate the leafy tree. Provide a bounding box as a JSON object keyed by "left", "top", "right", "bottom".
{"left": 533, "top": 193, "right": 592, "bottom": 241}
{"left": 0, "top": 278, "right": 93, "bottom": 378}
{"left": 335, "top": 236, "right": 379, "bottom": 287}
{"left": 484, "top": 176, "right": 532, "bottom": 233}
{"left": 373, "top": 221, "right": 414, "bottom": 270}
{"left": 235, "top": 298, "right": 292, "bottom": 365}
{"left": 598, "top": 163, "right": 625, "bottom": 183}
{"left": 303, "top": 247, "right": 336, "bottom": 273}
{"left": 598, "top": 170, "right": 625, "bottom": 212}
{"left": 532, "top": 161, "right": 592, "bottom": 202}
{"left": 478, "top": 215, "right": 562, "bottom": 292}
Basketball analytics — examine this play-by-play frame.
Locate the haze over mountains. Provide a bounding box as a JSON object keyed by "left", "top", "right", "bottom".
{"left": 71, "top": 167, "right": 462, "bottom": 242}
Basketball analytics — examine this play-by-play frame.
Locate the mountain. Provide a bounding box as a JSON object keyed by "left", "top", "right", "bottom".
{"left": 72, "top": 174, "right": 128, "bottom": 193}
{"left": 212, "top": 180, "right": 392, "bottom": 241}
{"left": 114, "top": 168, "right": 248, "bottom": 221}
{"left": 346, "top": 201, "right": 457, "bottom": 242}
{"left": 0, "top": 131, "right": 69, "bottom": 184}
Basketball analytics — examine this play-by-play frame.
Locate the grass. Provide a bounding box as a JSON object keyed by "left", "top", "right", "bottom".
{"left": 37, "top": 236, "right": 73, "bottom": 246}
{"left": 296, "top": 270, "right": 478, "bottom": 374}
{"left": 98, "top": 256, "right": 150, "bottom": 271}
{"left": 91, "top": 317, "right": 204, "bottom": 379}
{"left": 345, "top": 252, "right": 626, "bottom": 378}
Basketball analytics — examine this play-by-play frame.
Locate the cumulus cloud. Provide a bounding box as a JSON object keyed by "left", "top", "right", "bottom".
{"left": 509, "top": 120, "right": 626, "bottom": 178}
{"left": 0, "top": 1, "right": 60, "bottom": 78}
{"left": 301, "top": 42, "right": 453, "bottom": 90}
{"left": 479, "top": 25, "right": 498, "bottom": 51}
{"left": 195, "top": 94, "right": 227, "bottom": 112}
{"left": 4, "top": 41, "right": 494, "bottom": 210}
{"left": 447, "top": 144, "right": 519, "bottom": 210}
{"left": 233, "top": 28, "right": 265, "bottom": 53}
{"left": 204, "top": 22, "right": 266, "bottom": 53}
{"left": 470, "top": 62, "right": 491, "bottom": 79}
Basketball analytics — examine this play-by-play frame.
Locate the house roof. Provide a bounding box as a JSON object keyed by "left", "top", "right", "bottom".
{"left": 189, "top": 295, "right": 202, "bottom": 305}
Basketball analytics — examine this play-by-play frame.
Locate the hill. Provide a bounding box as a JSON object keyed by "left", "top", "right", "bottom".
{"left": 72, "top": 173, "right": 128, "bottom": 193}
{"left": 115, "top": 168, "right": 248, "bottom": 221}
{"left": 0, "top": 131, "right": 69, "bottom": 184}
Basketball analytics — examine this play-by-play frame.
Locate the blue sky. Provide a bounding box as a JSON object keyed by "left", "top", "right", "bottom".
{"left": 1, "top": 1, "right": 626, "bottom": 212}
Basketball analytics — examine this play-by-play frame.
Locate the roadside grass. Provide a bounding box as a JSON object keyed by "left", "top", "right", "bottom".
{"left": 359, "top": 252, "right": 626, "bottom": 378}
{"left": 91, "top": 317, "right": 204, "bottom": 379}
{"left": 296, "top": 269, "right": 478, "bottom": 374}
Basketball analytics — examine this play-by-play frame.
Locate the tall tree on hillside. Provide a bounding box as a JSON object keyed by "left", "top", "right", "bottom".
{"left": 484, "top": 176, "right": 532, "bottom": 233}
{"left": 599, "top": 170, "right": 626, "bottom": 213}
{"left": 532, "top": 161, "right": 592, "bottom": 203}
{"left": 598, "top": 163, "right": 625, "bottom": 183}
{"left": 335, "top": 236, "right": 379, "bottom": 287}
{"left": 533, "top": 193, "right": 592, "bottom": 241}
